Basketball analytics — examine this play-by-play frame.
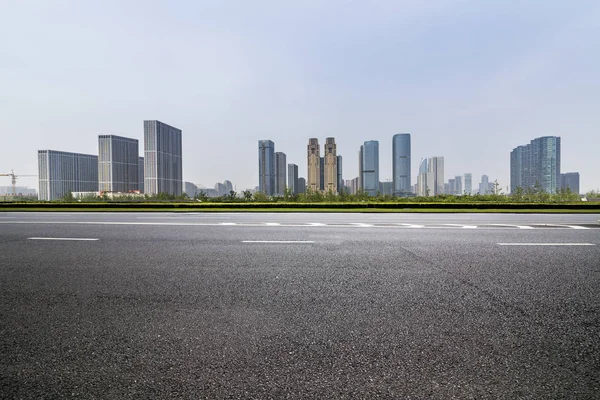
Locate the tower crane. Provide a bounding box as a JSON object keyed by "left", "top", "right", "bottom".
{"left": 0, "top": 170, "right": 37, "bottom": 196}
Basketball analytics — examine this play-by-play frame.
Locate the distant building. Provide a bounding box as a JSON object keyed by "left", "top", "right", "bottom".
{"left": 214, "top": 182, "right": 226, "bottom": 196}
{"left": 297, "top": 177, "right": 306, "bottom": 194}
{"left": 288, "top": 164, "right": 299, "bottom": 194}
{"left": 184, "top": 182, "right": 198, "bottom": 198}
{"left": 0, "top": 186, "right": 37, "bottom": 196}
{"left": 319, "top": 156, "right": 325, "bottom": 191}
{"left": 138, "top": 157, "right": 144, "bottom": 193}
{"left": 307, "top": 138, "right": 320, "bottom": 192}
{"left": 560, "top": 172, "right": 580, "bottom": 194}
{"left": 464, "top": 173, "right": 472, "bottom": 195}
{"left": 392, "top": 133, "right": 411, "bottom": 195}
{"left": 361, "top": 141, "right": 379, "bottom": 196}
{"left": 98, "top": 135, "right": 139, "bottom": 193}
{"left": 416, "top": 158, "right": 429, "bottom": 196}
{"left": 275, "top": 152, "right": 287, "bottom": 195}
{"left": 510, "top": 136, "right": 561, "bottom": 193}
{"left": 454, "top": 175, "right": 462, "bottom": 195}
{"left": 38, "top": 150, "right": 98, "bottom": 200}
{"left": 444, "top": 183, "right": 450, "bottom": 195}
{"left": 224, "top": 180, "right": 233, "bottom": 194}
{"left": 337, "top": 155, "right": 343, "bottom": 194}
{"left": 447, "top": 178, "right": 455, "bottom": 195}
{"left": 479, "top": 175, "right": 494, "bottom": 194}
{"left": 323, "top": 138, "right": 337, "bottom": 193}
{"left": 416, "top": 157, "right": 443, "bottom": 196}
{"left": 258, "top": 140, "right": 275, "bottom": 195}
{"left": 379, "top": 181, "right": 393, "bottom": 196}
{"left": 358, "top": 146, "right": 363, "bottom": 191}
{"left": 144, "top": 120, "right": 182, "bottom": 196}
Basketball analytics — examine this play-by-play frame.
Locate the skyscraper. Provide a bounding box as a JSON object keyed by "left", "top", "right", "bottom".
{"left": 416, "top": 158, "right": 428, "bottom": 196}
{"left": 323, "top": 138, "right": 338, "bottom": 193}
{"left": 510, "top": 136, "right": 561, "bottom": 193}
{"left": 560, "top": 172, "right": 580, "bottom": 194}
{"left": 337, "top": 155, "right": 343, "bottom": 193}
{"left": 361, "top": 140, "right": 379, "bottom": 196}
{"left": 427, "top": 157, "right": 444, "bottom": 196}
{"left": 464, "top": 173, "right": 472, "bottom": 195}
{"left": 38, "top": 150, "right": 98, "bottom": 200}
{"left": 392, "top": 133, "right": 411, "bottom": 196}
{"left": 224, "top": 180, "right": 233, "bottom": 194}
{"left": 454, "top": 175, "right": 462, "bottom": 195}
{"left": 479, "top": 175, "right": 493, "bottom": 194}
{"left": 144, "top": 120, "right": 182, "bottom": 196}
{"left": 258, "top": 140, "right": 275, "bottom": 195}
{"left": 138, "top": 157, "right": 144, "bottom": 193}
{"left": 275, "top": 152, "right": 287, "bottom": 196}
{"left": 98, "top": 135, "right": 139, "bottom": 192}
{"left": 307, "top": 138, "right": 320, "bottom": 192}
{"left": 358, "top": 146, "right": 363, "bottom": 191}
{"left": 288, "top": 163, "right": 298, "bottom": 194}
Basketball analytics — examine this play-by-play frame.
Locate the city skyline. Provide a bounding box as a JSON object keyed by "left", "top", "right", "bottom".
{"left": 2, "top": 2, "right": 599, "bottom": 193}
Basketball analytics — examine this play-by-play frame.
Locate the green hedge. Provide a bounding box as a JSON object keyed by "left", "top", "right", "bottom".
{"left": 1, "top": 201, "right": 599, "bottom": 210}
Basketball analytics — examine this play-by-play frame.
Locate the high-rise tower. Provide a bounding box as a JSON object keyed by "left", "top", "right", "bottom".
{"left": 323, "top": 137, "right": 337, "bottom": 193}
{"left": 392, "top": 133, "right": 411, "bottom": 195}
{"left": 144, "top": 120, "right": 182, "bottom": 196}
{"left": 307, "top": 138, "right": 320, "bottom": 192}
{"left": 361, "top": 141, "right": 379, "bottom": 196}
{"left": 258, "top": 140, "right": 275, "bottom": 195}
{"left": 98, "top": 135, "right": 139, "bottom": 192}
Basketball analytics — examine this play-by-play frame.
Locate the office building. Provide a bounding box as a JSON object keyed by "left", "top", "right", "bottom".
{"left": 447, "top": 178, "right": 455, "bottom": 195}
{"left": 392, "top": 133, "right": 411, "bottom": 195}
{"left": 138, "top": 157, "right": 144, "bottom": 193}
{"left": 428, "top": 157, "right": 444, "bottom": 196}
{"left": 288, "top": 164, "right": 299, "bottom": 194}
{"left": 258, "top": 140, "right": 275, "bottom": 195}
{"left": 560, "top": 172, "right": 580, "bottom": 194}
{"left": 38, "top": 150, "right": 98, "bottom": 201}
{"left": 479, "top": 175, "right": 494, "bottom": 194}
{"left": 361, "top": 141, "right": 379, "bottom": 196}
{"left": 510, "top": 136, "right": 561, "bottom": 193}
{"left": 358, "top": 146, "right": 363, "bottom": 191}
{"left": 379, "top": 181, "right": 393, "bottom": 196}
{"left": 297, "top": 177, "right": 306, "bottom": 194}
{"left": 416, "top": 158, "right": 429, "bottom": 196}
{"left": 224, "top": 180, "right": 233, "bottom": 194}
{"left": 323, "top": 138, "right": 337, "bottom": 193}
{"left": 464, "top": 173, "right": 472, "bottom": 195}
{"left": 454, "top": 175, "right": 463, "bottom": 195}
{"left": 98, "top": 135, "right": 139, "bottom": 193}
{"left": 307, "top": 138, "right": 320, "bottom": 192}
{"left": 214, "top": 182, "right": 226, "bottom": 196}
{"left": 184, "top": 182, "right": 198, "bottom": 198}
{"left": 144, "top": 120, "right": 183, "bottom": 196}
{"left": 275, "top": 152, "right": 287, "bottom": 195}
{"left": 337, "top": 155, "right": 343, "bottom": 193}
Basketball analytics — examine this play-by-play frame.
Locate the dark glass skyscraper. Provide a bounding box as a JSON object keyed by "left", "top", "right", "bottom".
{"left": 144, "top": 120, "right": 182, "bottom": 196}
{"left": 392, "top": 133, "right": 411, "bottom": 195}
{"left": 361, "top": 140, "right": 379, "bottom": 196}
{"left": 275, "top": 152, "right": 287, "bottom": 195}
{"left": 258, "top": 140, "right": 275, "bottom": 195}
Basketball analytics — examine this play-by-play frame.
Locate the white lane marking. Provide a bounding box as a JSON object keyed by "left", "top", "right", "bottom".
{"left": 443, "top": 224, "right": 478, "bottom": 229}
{"left": 27, "top": 237, "right": 99, "bottom": 241}
{"left": 307, "top": 223, "right": 326, "bottom": 226}
{"left": 242, "top": 240, "right": 314, "bottom": 244}
{"left": 219, "top": 222, "right": 237, "bottom": 226}
{"left": 397, "top": 223, "right": 425, "bottom": 228}
{"left": 485, "top": 224, "right": 534, "bottom": 229}
{"left": 265, "top": 222, "right": 281, "bottom": 226}
{"left": 531, "top": 224, "right": 589, "bottom": 229}
{"left": 498, "top": 243, "right": 596, "bottom": 246}
{"left": 350, "top": 223, "right": 373, "bottom": 227}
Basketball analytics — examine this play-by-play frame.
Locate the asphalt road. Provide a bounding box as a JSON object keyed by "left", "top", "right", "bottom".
{"left": 1, "top": 212, "right": 599, "bottom": 398}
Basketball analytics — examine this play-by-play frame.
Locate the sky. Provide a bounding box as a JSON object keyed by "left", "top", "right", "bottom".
{"left": 1, "top": 0, "right": 599, "bottom": 193}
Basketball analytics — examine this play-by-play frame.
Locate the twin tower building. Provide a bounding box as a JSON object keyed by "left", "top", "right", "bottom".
{"left": 259, "top": 134, "right": 412, "bottom": 196}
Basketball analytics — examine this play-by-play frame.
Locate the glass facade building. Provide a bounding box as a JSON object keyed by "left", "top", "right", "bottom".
{"left": 392, "top": 133, "right": 411, "bottom": 195}
{"left": 38, "top": 150, "right": 98, "bottom": 200}
{"left": 258, "top": 140, "right": 275, "bottom": 195}
{"left": 361, "top": 140, "right": 379, "bottom": 196}
{"left": 98, "top": 135, "right": 140, "bottom": 193}
{"left": 510, "top": 136, "right": 561, "bottom": 193}
{"left": 144, "top": 120, "right": 183, "bottom": 196}
{"left": 275, "top": 152, "right": 287, "bottom": 196}
{"left": 287, "top": 163, "right": 298, "bottom": 194}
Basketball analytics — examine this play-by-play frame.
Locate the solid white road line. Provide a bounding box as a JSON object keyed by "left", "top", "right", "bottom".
{"left": 497, "top": 243, "right": 596, "bottom": 246}
{"left": 396, "top": 223, "right": 425, "bottom": 228}
{"left": 350, "top": 223, "right": 373, "bottom": 227}
{"left": 307, "top": 223, "right": 326, "bottom": 226}
{"left": 242, "top": 240, "right": 315, "bottom": 244}
{"left": 219, "top": 222, "right": 237, "bottom": 225}
{"left": 485, "top": 224, "right": 534, "bottom": 229}
{"left": 27, "top": 237, "right": 99, "bottom": 241}
{"left": 265, "top": 223, "right": 282, "bottom": 226}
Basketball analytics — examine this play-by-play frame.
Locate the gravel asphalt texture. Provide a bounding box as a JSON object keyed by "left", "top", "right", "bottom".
{"left": 1, "top": 212, "right": 599, "bottom": 399}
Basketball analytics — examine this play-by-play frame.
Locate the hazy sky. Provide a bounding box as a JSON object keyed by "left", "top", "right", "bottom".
{"left": 1, "top": 0, "right": 599, "bottom": 192}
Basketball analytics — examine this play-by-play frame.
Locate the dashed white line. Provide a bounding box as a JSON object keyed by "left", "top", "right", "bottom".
{"left": 265, "top": 222, "right": 281, "bottom": 226}
{"left": 396, "top": 223, "right": 425, "bottom": 228}
{"left": 498, "top": 243, "right": 595, "bottom": 246}
{"left": 307, "top": 223, "right": 326, "bottom": 226}
{"left": 27, "top": 237, "right": 99, "bottom": 241}
{"left": 485, "top": 224, "right": 534, "bottom": 229}
{"left": 350, "top": 223, "right": 373, "bottom": 227}
{"left": 242, "top": 240, "right": 315, "bottom": 244}
{"left": 219, "top": 222, "right": 237, "bottom": 226}
{"left": 443, "top": 224, "right": 478, "bottom": 229}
